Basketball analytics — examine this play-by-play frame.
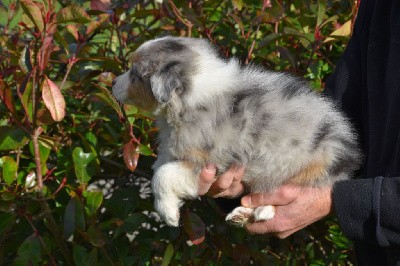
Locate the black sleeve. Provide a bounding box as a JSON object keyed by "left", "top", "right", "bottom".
{"left": 325, "top": 0, "right": 400, "bottom": 247}
{"left": 333, "top": 177, "right": 400, "bottom": 246}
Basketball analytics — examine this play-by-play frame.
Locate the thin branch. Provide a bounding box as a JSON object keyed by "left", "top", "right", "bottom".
{"left": 59, "top": 56, "right": 77, "bottom": 91}
{"left": 32, "top": 126, "right": 44, "bottom": 190}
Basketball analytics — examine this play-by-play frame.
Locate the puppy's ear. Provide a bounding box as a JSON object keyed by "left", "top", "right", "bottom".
{"left": 150, "top": 61, "right": 185, "bottom": 103}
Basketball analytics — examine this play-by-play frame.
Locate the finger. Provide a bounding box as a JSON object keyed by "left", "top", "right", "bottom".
{"left": 208, "top": 165, "right": 245, "bottom": 197}
{"left": 275, "top": 227, "right": 302, "bottom": 239}
{"left": 241, "top": 185, "right": 299, "bottom": 208}
{"left": 198, "top": 164, "right": 217, "bottom": 195}
{"left": 212, "top": 181, "right": 245, "bottom": 198}
{"left": 245, "top": 219, "right": 277, "bottom": 235}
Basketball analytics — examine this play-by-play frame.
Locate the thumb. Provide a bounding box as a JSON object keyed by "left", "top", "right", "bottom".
{"left": 241, "top": 187, "right": 297, "bottom": 207}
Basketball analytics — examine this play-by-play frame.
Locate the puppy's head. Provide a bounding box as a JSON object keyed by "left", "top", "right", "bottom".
{"left": 112, "top": 36, "right": 207, "bottom": 111}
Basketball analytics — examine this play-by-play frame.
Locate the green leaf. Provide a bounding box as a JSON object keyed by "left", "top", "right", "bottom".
{"left": 84, "top": 190, "right": 103, "bottom": 216}
{"left": 1, "top": 191, "right": 15, "bottom": 201}
{"left": 72, "top": 147, "right": 97, "bottom": 184}
{"left": 0, "top": 156, "right": 17, "bottom": 186}
{"left": 73, "top": 245, "right": 89, "bottom": 266}
{"left": 91, "top": 83, "right": 124, "bottom": 119}
{"left": 87, "top": 226, "right": 106, "bottom": 247}
{"left": 19, "top": 0, "right": 44, "bottom": 31}
{"left": 64, "top": 197, "right": 85, "bottom": 239}
{"left": 14, "top": 234, "right": 42, "bottom": 265}
{"left": 56, "top": 5, "right": 91, "bottom": 24}
{"left": 161, "top": 243, "right": 174, "bottom": 266}
{"left": 0, "top": 212, "right": 15, "bottom": 236}
{"left": 113, "top": 213, "right": 147, "bottom": 238}
{"left": 20, "top": 81, "right": 33, "bottom": 122}
{"left": 29, "top": 140, "right": 50, "bottom": 167}
{"left": 85, "top": 132, "right": 97, "bottom": 147}
{"left": 232, "top": 0, "right": 243, "bottom": 11}
{"left": 19, "top": 46, "right": 32, "bottom": 74}
{"left": 0, "top": 126, "right": 28, "bottom": 151}
{"left": 138, "top": 144, "right": 153, "bottom": 156}
{"left": 316, "top": 0, "right": 326, "bottom": 27}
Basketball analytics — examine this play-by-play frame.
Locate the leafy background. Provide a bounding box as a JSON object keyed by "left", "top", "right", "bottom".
{"left": 0, "top": 0, "right": 357, "bottom": 265}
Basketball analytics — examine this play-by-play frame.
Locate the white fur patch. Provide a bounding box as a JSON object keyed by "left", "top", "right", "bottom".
{"left": 152, "top": 162, "right": 198, "bottom": 226}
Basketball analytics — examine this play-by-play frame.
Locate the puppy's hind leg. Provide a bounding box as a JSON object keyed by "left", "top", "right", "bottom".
{"left": 152, "top": 162, "right": 199, "bottom": 227}
{"left": 226, "top": 205, "right": 276, "bottom": 227}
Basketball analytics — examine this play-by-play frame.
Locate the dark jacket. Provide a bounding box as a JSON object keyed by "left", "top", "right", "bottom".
{"left": 325, "top": 0, "right": 400, "bottom": 264}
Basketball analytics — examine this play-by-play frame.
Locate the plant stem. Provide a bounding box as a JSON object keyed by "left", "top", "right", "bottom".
{"left": 59, "top": 56, "right": 76, "bottom": 91}
{"left": 32, "top": 126, "right": 44, "bottom": 190}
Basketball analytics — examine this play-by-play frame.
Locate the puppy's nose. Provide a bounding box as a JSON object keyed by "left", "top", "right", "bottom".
{"left": 112, "top": 79, "right": 117, "bottom": 86}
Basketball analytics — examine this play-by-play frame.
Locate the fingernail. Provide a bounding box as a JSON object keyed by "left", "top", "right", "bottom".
{"left": 241, "top": 196, "right": 250, "bottom": 207}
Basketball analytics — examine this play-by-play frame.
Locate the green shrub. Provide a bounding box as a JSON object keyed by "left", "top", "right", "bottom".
{"left": 0, "top": 0, "right": 356, "bottom": 264}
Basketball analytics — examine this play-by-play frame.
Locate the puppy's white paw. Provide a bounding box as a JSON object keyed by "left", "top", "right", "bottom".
{"left": 152, "top": 162, "right": 198, "bottom": 226}
{"left": 253, "top": 205, "right": 276, "bottom": 221}
{"left": 225, "top": 205, "right": 276, "bottom": 227}
{"left": 225, "top": 207, "right": 254, "bottom": 227}
{"left": 154, "top": 196, "right": 182, "bottom": 227}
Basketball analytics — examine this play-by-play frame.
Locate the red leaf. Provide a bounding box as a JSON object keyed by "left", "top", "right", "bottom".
{"left": 38, "top": 23, "right": 56, "bottom": 71}
{"left": 183, "top": 211, "right": 205, "bottom": 245}
{"left": 0, "top": 79, "right": 14, "bottom": 113}
{"left": 91, "top": 0, "right": 112, "bottom": 12}
{"left": 42, "top": 76, "right": 66, "bottom": 122}
{"left": 122, "top": 141, "right": 139, "bottom": 172}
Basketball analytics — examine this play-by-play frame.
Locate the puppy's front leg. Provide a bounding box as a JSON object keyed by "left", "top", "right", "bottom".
{"left": 152, "top": 161, "right": 199, "bottom": 226}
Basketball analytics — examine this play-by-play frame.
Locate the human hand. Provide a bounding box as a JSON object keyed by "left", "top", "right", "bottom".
{"left": 241, "top": 184, "right": 333, "bottom": 238}
{"left": 198, "top": 164, "right": 245, "bottom": 198}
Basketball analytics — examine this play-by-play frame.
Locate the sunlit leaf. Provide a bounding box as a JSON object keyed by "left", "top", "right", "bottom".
{"left": 86, "top": 13, "right": 110, "bottom": 35}
{"left": 0, "top": 156, "right": 17, "bottom": 186}
{"left": 19, "top": 0, "right": 44, "bottom": 31}
{"left": 91, "top": 83, "right": 124, "bottom": 119}
{"left": 324, "top": 20, "right": 352, "bottom": 43}
{"left": 98, "top": 72, "right": 115, "bottom": 87}
{"left": 38, "top": 24, "right": 56, "bottom": 71}
{"left": 123, "top": 141, "right": 139, "bottom": 172}
{"left": 42, "top": 76, "right": 66, "bottom": 122}
{"left": 183, "top": 211, "right": 205, "bottom": 246}
{"left": 72, "top": 147, "right": 97, "bottom": 184}
{"left": 232, "top": 0, "right": 243, "bottom": 11}
{"left": 316, "top": 0, "right": 326, "bottom": 27}
{"left": 19, "top": 46, "right": 32, "bottom": 74}
{"left": 25, "top": 171, "right": 36, "bottom": 189}
{"left": 20, "top": 80, "right": 33, "bottom": 122}
{"left": 91, "top": 0, "right": 111, "bottom": 12}
{"left": 84, "top": 190, "right": 103, "bottom": 216}
{"left": 57, "top": 4, "right": 91, "bottom": 24}
{"left": 138, "top": 144, "right": 153, "bottom": 156}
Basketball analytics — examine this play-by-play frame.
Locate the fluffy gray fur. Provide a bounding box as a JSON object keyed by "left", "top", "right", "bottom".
{"left": 112, "top": 36, "right": 362, "bottom": 227}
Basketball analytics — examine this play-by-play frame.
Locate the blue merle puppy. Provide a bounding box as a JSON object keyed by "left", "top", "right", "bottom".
{"left": 112, "top": 36, "right": 362, "bottom": 227}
